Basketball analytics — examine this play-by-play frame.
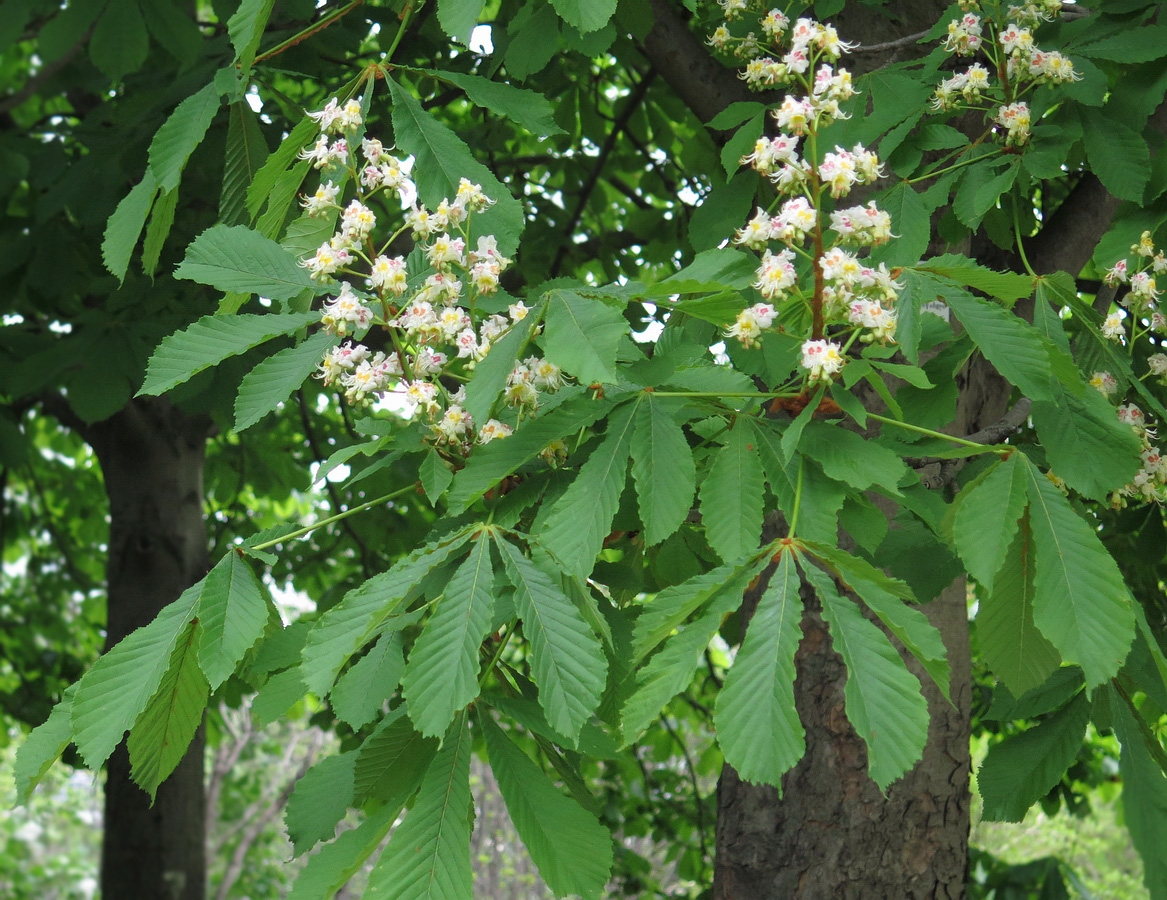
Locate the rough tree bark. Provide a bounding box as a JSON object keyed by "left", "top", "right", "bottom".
{"left": 639, "top": 1, "right": 1127, "bottom": 896}
{"left": 86, "top": 397, "right": 213, "bottom": 900}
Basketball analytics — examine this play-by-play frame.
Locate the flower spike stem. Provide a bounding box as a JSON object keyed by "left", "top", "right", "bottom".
{"left": 250, "top": 483, "right": 418, "bottom": 552}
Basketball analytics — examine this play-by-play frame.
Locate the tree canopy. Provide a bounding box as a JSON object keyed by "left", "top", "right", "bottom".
{"left": 7, "top": 0, "right": 1167, "bottom": 897}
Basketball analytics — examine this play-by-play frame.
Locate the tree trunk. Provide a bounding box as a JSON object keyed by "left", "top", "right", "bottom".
{"left": 88, "top": 397, "right": 213, "bottom": 900}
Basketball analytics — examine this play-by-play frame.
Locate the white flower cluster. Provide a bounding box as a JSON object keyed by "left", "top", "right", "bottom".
{"left": 1110, "top": 403, "right": 1167, "bottom": 505}
{"left": 295, "top": 97, "right": 562, "bottom": 450}
{"left": 717, "top": 10, "right": 898, "bottom": 380}
{"left": 1102, "top": 232, "right": 1167, "bottom": 347}
{"left": 932, "top": 1, "right": 1077, "bottom": 146}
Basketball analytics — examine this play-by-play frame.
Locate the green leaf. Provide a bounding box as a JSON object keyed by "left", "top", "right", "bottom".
{"left": 149, "top": 80, "right": 222, "bottom": 191}
{"left": 1023, "top": 456, "right": 1135, "bottom": 688}
{"left": 1032, "top": 383, "right": 1143, "bottom": 501}
{"left": 972, "top": 158, "right": 1019, "bottom": 218}
{"left": 138, "top": 311, "right": 317, "bottom": 397}
{"left": 942, "top": 286, "right": 1054, "bottom": 400}
{"left": 699, "top": 419, "right": 764, "bottom": 562}
{"left": 647, "top": 247, "right": 756, "bottom": 296}
{"left": 978, "top": 692, "right": 1089, "bottom": 822}
{"left": 352, "top": 709, "right": 440, "bottom": 804}
{"left": 714, "top": 548, "right": 805, "bottom": 785}
{"left": 127, "top": 618, "right": 208, "bottom": 801}
{"left": 13, "top": 696, "right": 74, "bottom": 804}
{"left": 550, "top": 0, "right": 617, "bottom": 32}
{"left": 630, "top": 395, "right": 696, "bottom": 545}
{"left": 301, "top": 531, "right": 472, "bottom": 695}
{"left": 197, "top": 552, "right": 269, "bottom": 690}
{"left": 419, "top": 449, "right": 454, "bottom": 505}
{"left": 173, "top": 224, "right": 315, "bottom": 300}
{"left": 403, "top": 534, "right": 495, "bottom": 737}
{"left": 805, "top": 542, "right": 950, "bottom": 702}
{"left": 1077, "top": 24, "right": 1167, "bottom": 63}
{"left": 1115, "top": 699, "right": 1167, "bottom": 900}
{"left": 447, "top": 390, "right": 617, "bottom": 513}
{"left": 872, "top": 181, "right": 929, "bottom": 267}
{"left": 918, "top": 254, "right": 1034, "bottom": 303}
{"left": 234, "top": 331, "right": 338, "bottom": 431}
{"left": 388, "top": 79, "right": 524, "bottom": 256}
{"left": 248, "top": 117, "right": 317, "bottom": 219}
{"left": 541, "top": 286, "right": 627, "bottom": 384}
{"left": 90, "top": 0, "right": 147, "bottom": 82}
{"left": 481, "top": 714, "right": 613, "bottom": 899}
{"left": 436, "top": 0, "right": 482, "bottom": 42}
{"left": 140, "top": 0, "right": 201, "bottom": 65}
{"left": 331, "top": 631, "right": 405, "bottom": 730}
{"left": 463, "top": 301, "right": 541, "bottom": 427}
{"left": 539, "top": 401, "right": 635, "bottom": 579}
{"left": 71, "top": 580, "right": 202, "bottom": 768}
{"left": 365, "top": 714, "right": 473, "bottom": 900}
{"left": 720, "top": 112, "right": 764, "bottom": 178}
{"left": 798, "top": 420, "right": 906, "bottom": 494}
{"left": 622, "top": 561, "right": 762, "bottom": 741}
{"left": 419, "top": 68, "right": 564, "bottom": 137}
{"left": 285, "top": 750, "right": 357, "bottom": 855}
{"left": 221, "top": 102, "right": 269, "bottom": 226}
{"left": 630, "top": 561, "right": 752, "bottom": 662}
{"left": 286, "top": 803, "right": 398, "bottom": 900}
{"left": 141, "top": 185, "right": 179, "bottom": 278}
{"left": 1080, "top": 107, "right": 1150, "bottom": 203}
{"left": 103, "top": 170, "right": 158, "bottom": 281}
{"left": 803, "top": 560, "right": 928, "bottom": 791}
{"left": 227, "top": 0, "right": 274, "bottom": 74}
{"left": 976, "top": 516, "right": 1061, "bottom": 697}
{"left": 495, "top": 535, "right": 607, "bottom": 740}
{"left": 954, "top": 454, "right": 1028, "bottom": 592}
{"left": 252, "top": 666, "right": 308, "bottom": 727}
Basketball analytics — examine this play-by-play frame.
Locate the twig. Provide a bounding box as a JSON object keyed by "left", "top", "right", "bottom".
{"left": 853, "top": 31, "right": 930, "bottom": 54}
{"left": 0, "top": 28, "right": 91, "bottom": 116}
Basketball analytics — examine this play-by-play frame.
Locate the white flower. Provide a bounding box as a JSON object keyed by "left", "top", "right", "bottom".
{"left": 301, "top": 180, "right": 340, "bottom": 216}
{"left": 368, "top": 255, "right": 409, "bottom": 294}
{"left": 1102, "top": 312, "right": 1125, "bottom": 341}
{"left": 800, "top": 339, "right": 845, "bottom": 379}
{"left": 478, "top": 419, "right": 513, "bottom": 443}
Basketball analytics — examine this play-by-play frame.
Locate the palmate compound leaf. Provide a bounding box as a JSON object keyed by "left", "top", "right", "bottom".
{"left": 365, "top": 713, "right": 474, "bottom": 900}
{"left": 622, "top": 560, "right": 766, "bottom": 743}
{"left": 403, "top": 532, "right": 496, "bottom": 737}
{"left": 804, "top": 542, "right": 950, "bottom": 702}
{"left": 801, "top": 560, "right": 929, "bottom": 792}
{"left": 630, "top": 394, "right": 696, "bottom": 546}
{"left": 197, "top": 550, "right": 270, "bottom": 690}
{"left": 630, "top": 561, "right": 751, "bottom": 663}
{"left": 417, "top": 68, "right": 564, "bottom": 137}
{"left": 71, "top": 579, "right": 203, "bottom": 769}
{"left": 330, "top": 631, "right": 405, "bottom": 730}
{"left": 699, "top": 418, "right": 765, "bottom": 563}
{"left": 127, "top": 617, "right": 208, "bottom": 801}
{"left": 481, "top": 714, "right": 613, "bottom": 899}
{"left": 301, "top": 529, "right": 473, "bottom": 696}
{"left": 538, "top": 400, "right": 635, "bottom": 580}
{"left": 953, "top": 453, "right": 1028, "bottom": 594}
{"left": 138, "top": 311, "right": 317, "bottom": 397}
{"left": 234, "top": 330, "right": 340, "bottom": 431}
{"left": 1022, "top": 454, "right": 1135, "bottom": 688}
{"left": 494, "top": 534, "right": 607, "bottom": 741}
{"left": 285, "top": 750, "right": 357, "bottom": 855}
{"left": 976, "top": 515, "right": 1062, "bottom": 697}
{"left": 714, "top": 548, "right": 805, "bottom": 786}
{"left": 978, "top": 692, "right": 1089, "bottom": 822}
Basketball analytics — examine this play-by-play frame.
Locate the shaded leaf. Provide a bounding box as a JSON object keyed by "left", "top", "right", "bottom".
{"left": 285, "top": 750, "right": 357, "bottom": 855}
{"left": 173, "top": 224, "right": 315, "bottom": 300}
{"left": 331, "top": 631, "right": 405, "bottom": 730}
{"left": 235, "top": 331, "right": 338, "bottom": 431}
{"left": 630, "top": 395, "right": 696, "bottom": 545}
{"left": 149, "top": 80, "right": 222, "bottom": 191}
{"left": 699, "top": 420, "right": 764, "bottom": 562}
